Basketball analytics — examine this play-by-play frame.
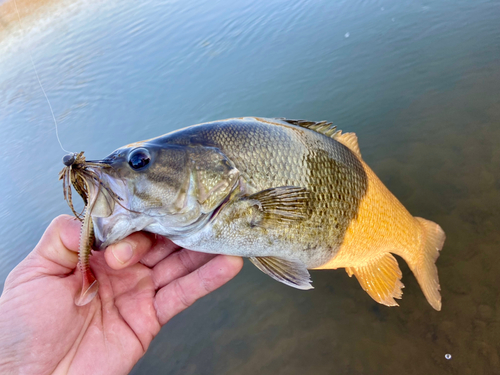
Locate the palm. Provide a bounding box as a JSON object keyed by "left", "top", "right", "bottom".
{"left": 0, "top": 216, "right": 242, "bottom": 375}
{"left": 65, "top": 255, "right": 159, "bottom": 374}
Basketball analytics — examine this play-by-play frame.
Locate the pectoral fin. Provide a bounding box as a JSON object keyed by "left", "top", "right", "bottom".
{"left": 346, "top": 253, "right": 404, "bottom": 307}
{"left": 249, "top": 256, "right": 313, "bottom": 290}
{"left": 247, "top": 186, "right": 310, "bottom": 225}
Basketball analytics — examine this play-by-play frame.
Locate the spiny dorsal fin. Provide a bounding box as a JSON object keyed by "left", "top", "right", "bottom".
{"left": 279, "top": 118, "right": 341, "bottom": 138}
{"left": 334, "top": 132, "right": 362, "bottom": 158}
{"left": 249, "top": 256, "right": 313, "bottom": 290}
{"left": 279, "top": 118, "right": 361, "bottom": 158}
{"left": 346, "top": 253, "right": 404, "bottom": 307}
{"left": 247, "top": 186, "right": 310, "bottom": 224}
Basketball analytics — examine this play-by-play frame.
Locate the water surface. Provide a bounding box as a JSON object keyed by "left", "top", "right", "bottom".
{"left": 1, "top": 0, "right": 500, "bottom": 373}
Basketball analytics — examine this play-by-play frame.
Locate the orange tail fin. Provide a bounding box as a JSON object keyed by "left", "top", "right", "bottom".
{"left": 408, "top": 217, "right": 445, "bottom": 311}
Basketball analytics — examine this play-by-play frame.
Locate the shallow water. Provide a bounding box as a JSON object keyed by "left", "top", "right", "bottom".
{"left": 1, "top": 0, "right": 500, "bottom": 373}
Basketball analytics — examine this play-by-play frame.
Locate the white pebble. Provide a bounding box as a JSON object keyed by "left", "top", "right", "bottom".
{"left": 445, "top": 354, "right": 452, "bottom": 360}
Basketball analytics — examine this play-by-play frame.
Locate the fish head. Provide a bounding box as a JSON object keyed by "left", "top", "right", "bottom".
{"left": 82, "top": 141, "right": 239, "bottom": 249}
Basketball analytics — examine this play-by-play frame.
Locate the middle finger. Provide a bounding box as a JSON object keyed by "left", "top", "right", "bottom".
{"left": 140, "top": 236, "right": 181, "bottom": 267}
{"left": 152, "top": 249, "right": 215, "bottom": 290}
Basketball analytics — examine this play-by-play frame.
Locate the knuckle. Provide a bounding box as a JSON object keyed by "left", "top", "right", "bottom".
{"left": 50, "top": 214, "right": 72, "bottom": 229}
{"left": 196, "top": 267, "right": 212, "bottom": 294}
{"left": 178, "top": 250, "right": 195, "bottom": 273}
{"left": 173, "top": 279, "right": 192, "bottom": 309}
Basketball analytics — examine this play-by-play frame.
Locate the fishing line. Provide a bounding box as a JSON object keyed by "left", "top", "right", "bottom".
{"left": 13, "top": 0, "right": 72, "bottom": 154}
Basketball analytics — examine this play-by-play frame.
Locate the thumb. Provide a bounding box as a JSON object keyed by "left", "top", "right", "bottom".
{"left": 26, "top": 215, "right": 82, "bottom": 275}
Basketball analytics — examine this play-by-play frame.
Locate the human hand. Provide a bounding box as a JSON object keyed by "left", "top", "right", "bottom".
{"left": 0, "top": 215, "right": 243, "bottom": 375}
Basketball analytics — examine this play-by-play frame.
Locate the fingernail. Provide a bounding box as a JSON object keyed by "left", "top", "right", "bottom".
{"left": 112, "top": 242, "right": 134, "bottom": 264}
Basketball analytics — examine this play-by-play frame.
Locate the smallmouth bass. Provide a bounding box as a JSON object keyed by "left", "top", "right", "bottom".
{"left": 60, "top": 117, "right": 445, "bottom": 309}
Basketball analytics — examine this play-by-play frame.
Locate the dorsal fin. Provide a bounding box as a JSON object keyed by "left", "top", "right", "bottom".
{"left": 278, "top": 118, "right": 362, "bottom": 158}
{"left": 334, "top": 132, "right": 362, "bottom": 158}
{"left": 279, "top": 118, "right": 341, "bottom": 138}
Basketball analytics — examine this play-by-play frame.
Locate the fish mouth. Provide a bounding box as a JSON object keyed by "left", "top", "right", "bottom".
{"left": 60, "top": 152, "right": 132, "bottom": 249}
{"left": 60, "top": 153, "right": 116, "bottom": 218}
{"left": 61, "top": 152, "right": 197, "bottom": 250}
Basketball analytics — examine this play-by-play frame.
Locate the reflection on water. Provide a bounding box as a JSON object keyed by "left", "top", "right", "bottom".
{"left": 1, "top": 0, "right": 500, "bottom": 373}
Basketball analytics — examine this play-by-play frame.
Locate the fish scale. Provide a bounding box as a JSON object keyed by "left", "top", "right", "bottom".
{"left": 176, "top": 119, "right": 368, "bottom": 261}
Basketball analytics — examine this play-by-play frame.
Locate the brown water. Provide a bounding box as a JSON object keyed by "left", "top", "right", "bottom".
{"left": 1, "top": 0, "right": 499, "bottom": 374}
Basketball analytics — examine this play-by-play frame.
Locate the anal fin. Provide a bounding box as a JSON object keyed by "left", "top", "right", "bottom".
{"left": 346, "top": 253, "right": 404, "bottom": 307}
{"left": 250, "top": 256, "right": 313, "bottom": 290}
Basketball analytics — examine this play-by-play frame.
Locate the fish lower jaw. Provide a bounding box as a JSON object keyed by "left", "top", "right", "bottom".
{"left": 93, "top": 211, "right": 211, "bottom": 250}
{"left": 93, "top": 215, "right": 155, "bottom": 250}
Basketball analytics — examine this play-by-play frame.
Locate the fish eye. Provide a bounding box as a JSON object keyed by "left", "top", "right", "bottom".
{"left": 128, "top": 148, "right": 151, "bottom": 170}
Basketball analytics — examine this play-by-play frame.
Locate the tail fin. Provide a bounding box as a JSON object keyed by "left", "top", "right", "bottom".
{"left": 410, "top": 217, "right": 446, "bottom": 311}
